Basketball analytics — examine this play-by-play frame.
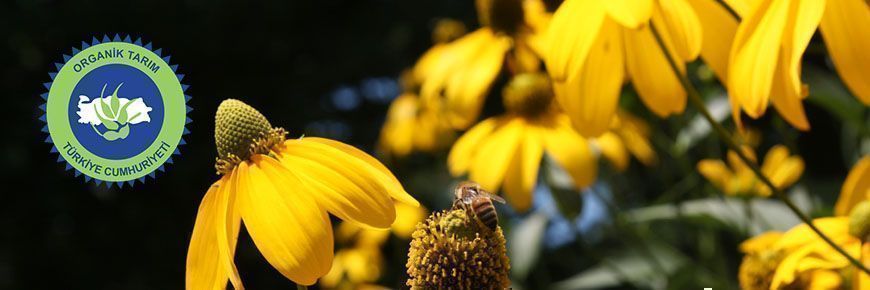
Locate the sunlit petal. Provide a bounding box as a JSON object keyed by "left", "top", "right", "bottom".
{"left": 236, "top": 159, "right": 334, "bottom": 286}
{"left": 545, "top": 0, "right": 605, "bottom": 82}
{"left": 448, "top": 117, "right": 501, "bottom": 176}
{"left": 278, "top": 145, "right": 397, "bottom": 229}
{"left": 595, "top": 132, "right": 629, "bottom": 171}
{"left": 541, "top": 116, "right": 597, "bottom": 188}
{"left": 444, "top": 30, "right": 510, "bottom": 129}
{"left": 603, "top": 0, "right": 654, "bottom": 29}
{"left": 469, "top": 118, "right": 525, "bottom": 193}
{"left": 834, "top": 156, "right": 870, "bottom": 216}
{"left": 555, "top": 18, "right": 624, "bottom": 138}
{"left": 624, "top": 25, "right": 686, "bottom": 117}
{"left": 697, "top": 159, "right": 732, "bottom": 191}
{"left": 657, "top": 0, "right": 702, "bottom": 61}
{"left": 819, "top": 0, "right": 870, "bottom": 104}
{"left": 502, "top": 124, "right": 543, "bottom": 212}
{"left": 186, "top": 179, "right": 242, "bottom": 290}
{"left": 300, "top": 137, "right": 419, "bottom": 207}
{"left": 728, "top": 0, "right": 790, "bottom": 118}
{"left": 687, "top": 0, "right": 739, "bottom": 83}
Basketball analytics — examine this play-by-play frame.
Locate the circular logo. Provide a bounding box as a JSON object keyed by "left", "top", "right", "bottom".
{"left": 40, "top": 35, "right": 190, "bottom": 187}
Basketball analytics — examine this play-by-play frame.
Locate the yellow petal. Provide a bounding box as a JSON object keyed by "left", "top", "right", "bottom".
{"left": 444, "top": 30, "right": 510, "bottom": 129}
{"left": 555, "top": 18, "right": 624, "bottom": 138}
{"left": 278, "top": 145, "right": 397, "bottom": 229}
{"left": 728, "top": 0, "right": 790, "bottom": 118}
{"left": 687, "top": 0, "right": 740, "bottom": 83}
{"left": 819, "top": 0, "right": 870, "bottom": 105}
{"left": 657, "top": 0, "right": 702, "bottom": 61}
{"left": 469, "top": 118, "right": 525, "bottom": 193}
{"left": 541, "top": 115, "right": 598, "bottom": 188}
{"left": 615, "top": 112, "right": 658, "bottom": 166}
{"left": 419, "top": 30, "right": 490, "bottom": 104}
{"left": 772, "top": 0, "right": 824, "bottom": 130}
{"left": 775, "top": 217, "right": 849, "bottom": 250}
{"left": 624, "top": 25, "right": 687, "bottom": 117}
{"left": 760, "top": 146, "right": 804, "bottom": 189}
{"left": 413, "top": 44, "right": 447, "bottom": 83}
{"left": 379, "top": 94, "right": 418, "bottom": 157}
{"left": 186, "top": 179, "right": 243, "bottom": 290}
{"left": 697, "top": 159, "right": 733, "bottom": 191}
{"left": 236, "top": 158, "right": 334, "bottom": 286}
{"left": 545, "top": 0, "right": 605, "bottom": 81}
{"left": 603, "top": 0, "right": 654, "bottom": 29}
{"left": 760, "top": 145, "right": 789, "bottom": 175}
{"left": 770, "top": 56, "right": 811, "bottom": 130}
{"left": 834, "top": 155, "right": 870, "bottom": 216}
{"left": 300, "top": 137, "right": 418, "bottom": 207}
{"left": 806, "top": 270, "right": 843, "bottom": 290}
{"left": 595, "top": 132, "right": 630, "bottom": 171}
{"left": 739, "top": 231, "right": 783, "bottom": 253}
{"left": 502, "top": 124, "right": 543, "bottom": 212}
{"left": 392, "top": 202, "right": 427, "bottom": 239}
{"left": 448, "top": 117, "right": 501, "bottom": 176}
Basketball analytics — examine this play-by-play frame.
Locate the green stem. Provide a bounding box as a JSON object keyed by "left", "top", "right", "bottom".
{"left": 648, "top": 21, "right": 870, "bottom": 276}
{"left": 297, "top": 284, "right": 308, "bottom": 290}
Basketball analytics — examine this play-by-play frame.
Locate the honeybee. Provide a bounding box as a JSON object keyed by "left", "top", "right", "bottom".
{"left": 452, "top": 181, "right": 506, "bottom": 230}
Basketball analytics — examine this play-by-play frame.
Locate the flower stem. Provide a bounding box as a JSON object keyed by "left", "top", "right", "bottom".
{"left": 648, "top": 21, "right": 870, "bottom": 276}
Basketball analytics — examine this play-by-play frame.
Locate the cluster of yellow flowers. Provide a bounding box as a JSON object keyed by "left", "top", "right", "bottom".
{"left": 738, "top": 156, "right": 870, "bottom": 290}
{"left": 180, "top": 0, "right": 870, "bottom": 288}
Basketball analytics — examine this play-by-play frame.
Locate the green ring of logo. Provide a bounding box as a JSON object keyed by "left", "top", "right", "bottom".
{"left": 45, "top": 41, "right": 186, "bottom": 183}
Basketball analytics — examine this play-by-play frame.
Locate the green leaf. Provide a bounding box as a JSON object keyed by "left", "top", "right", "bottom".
{"left": 110, "top": 83, "right": 123, "bottom": 116}
{"left": 99, "top": 97, "right": 114, "bottom": 119}
{"left": 116, "top": 98, "right": 139, "bottom": 125}
{"left": 102, "top": 125, "right": 129, "bottom": 141}
{"left": 93, "top": 103, "right": 118, "bottom": 130}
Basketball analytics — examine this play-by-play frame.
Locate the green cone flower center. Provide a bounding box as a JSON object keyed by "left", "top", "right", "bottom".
{"left": 214, "top": 99, "right": 286, "bottom": 174}
{"left": 848, "top": 200, "right": 870, "bottom": 240}
{"left": 503, "top": 73, "right": 554, "bottom": 118}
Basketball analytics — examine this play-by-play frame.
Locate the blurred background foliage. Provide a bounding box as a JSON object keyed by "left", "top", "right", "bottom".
{"left": 1, "top": 0, "right": 867, "bottom": 289}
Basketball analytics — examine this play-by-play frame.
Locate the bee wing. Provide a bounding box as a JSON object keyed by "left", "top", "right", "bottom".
{"left": 486, "top": 193, "right": 506, "bottom": 204}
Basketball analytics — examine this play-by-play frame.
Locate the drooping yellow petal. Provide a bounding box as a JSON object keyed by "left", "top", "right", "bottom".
{"left": 819, "top": 0, "right": 870, "bottom": 105}
{"left": 687, "top": 0, "right": 739, "bottom": 83}
{"left": 299, "top": 137, "right": 418, "bottom": 207}
{"left": 278, "top": 144, "right": 397, "bottom": 229}
{"left": 236, "top": 158, "right": 334, "bottom": 286}
{"left": 596, "top": 132, "right": 630, "bottom": 171}
{"left": 657, "top": 0, "right": 702, "bottom": 61}
{"left": 739, "top": 231, "right": 783, "bottom": 253}
{"left": 502, "top": 123, "right": 543, "bottom": 212}
{"left": 545, "top": 0, "right": 605, "bottom": 82}
{"left": 448, "top": 117, "right": 501, "bottom": 176}
{"left": 697, "top": 159, "right": 733, "bottom": 191}
{"left": 728, "top": 0, "right": 790, "bottom": 118}
{"left": 186, "top": 179, "right": 242, "bottom": 290}
{"left": 392, "top": 202, "right": 427, "bottom": 239}
{"left": 379, "top": 94, "right": 419, "bottom": 157}
{"left": 805, "top": 270, "right": 843, "bottom": 290}
{"left": 834, "top": 156, "right": 870, "bottom": 216}
{"left": 541, "top": 116, "right": 597, "bottom": 188}
{"left": 624, "top": 24, "right": 687, "bottom": 117}
{"left": 555, "top": 18, "right": 624, "bottom": 138}
{"left": 615, "top": 112, "right": 658, "bottom": 166}
{"left": 775, "top": 217, "right": 850, "bottom": 250}
{"left": 419, "top": 29, "right": 491, "bottom": 104}
{"left": 444, "top": 30, "right": 510, "bottom": 129}
{"left": 469, "top": 118, "right": 525, "bottom": 194}
{"left": 770, "top": 55, "right": 811, "bottom": 130}
{"left": 602, "top": 0, "right": 654, "bottom": 29}
{"left": 771, "top": 0, "right": 824, "bottom": 130}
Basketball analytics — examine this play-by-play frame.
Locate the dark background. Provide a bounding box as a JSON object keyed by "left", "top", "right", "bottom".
{"left": 0, "top": 0, "right": 475, "bottom": 288}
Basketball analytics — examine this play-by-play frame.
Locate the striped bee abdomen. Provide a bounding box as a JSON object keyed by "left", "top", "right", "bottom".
{"left": 472, "top": 198, "right": 498, "bottom": 230}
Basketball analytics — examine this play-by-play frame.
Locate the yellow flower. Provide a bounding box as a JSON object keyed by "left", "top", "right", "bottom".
{"left": 419, "top": 0, "right": 550, "bottom": 129}
{"left": 834, "top": 155, "right": 870, "bottom": 216}
{"left": 593, "top": 111, "right": 657, "bottom": 171}
{"left": 738, "top": 231, "right": 786, "bottom": 290}
{"left": 725, "top": 0, "right": 870, "bottom": 131}
{"left": 185, "top": 99, "right": 419, "bottom": 289}
{"left": 546, "top": 0, "right": 706, "bottom": 137}
{"left": 448, "top": 73, "right": 597, "bottom": 212}
{"left": 769, "top": 217, "right": 863, "bottom": 289}
{"left": 697, "top": 144, "right": 804, "bottom": 197}
{"left": 377, "top": 93, "right": 455, "bottom": 158}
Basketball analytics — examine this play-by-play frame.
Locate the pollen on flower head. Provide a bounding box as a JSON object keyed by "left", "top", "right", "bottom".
{"left": 738, "top": 249, "right": 785, "bottom": 290}
{"left": 214, "top": 99, "right": 286, "bottom": 175}
{"left": 406, "top": 209, "right": 510, "bottom": 290}
{"left": 848, "top": 200, "right": 870, "bottom": 240}
{"left": 502, "top": 73, "right": 554, "bottom": 118}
